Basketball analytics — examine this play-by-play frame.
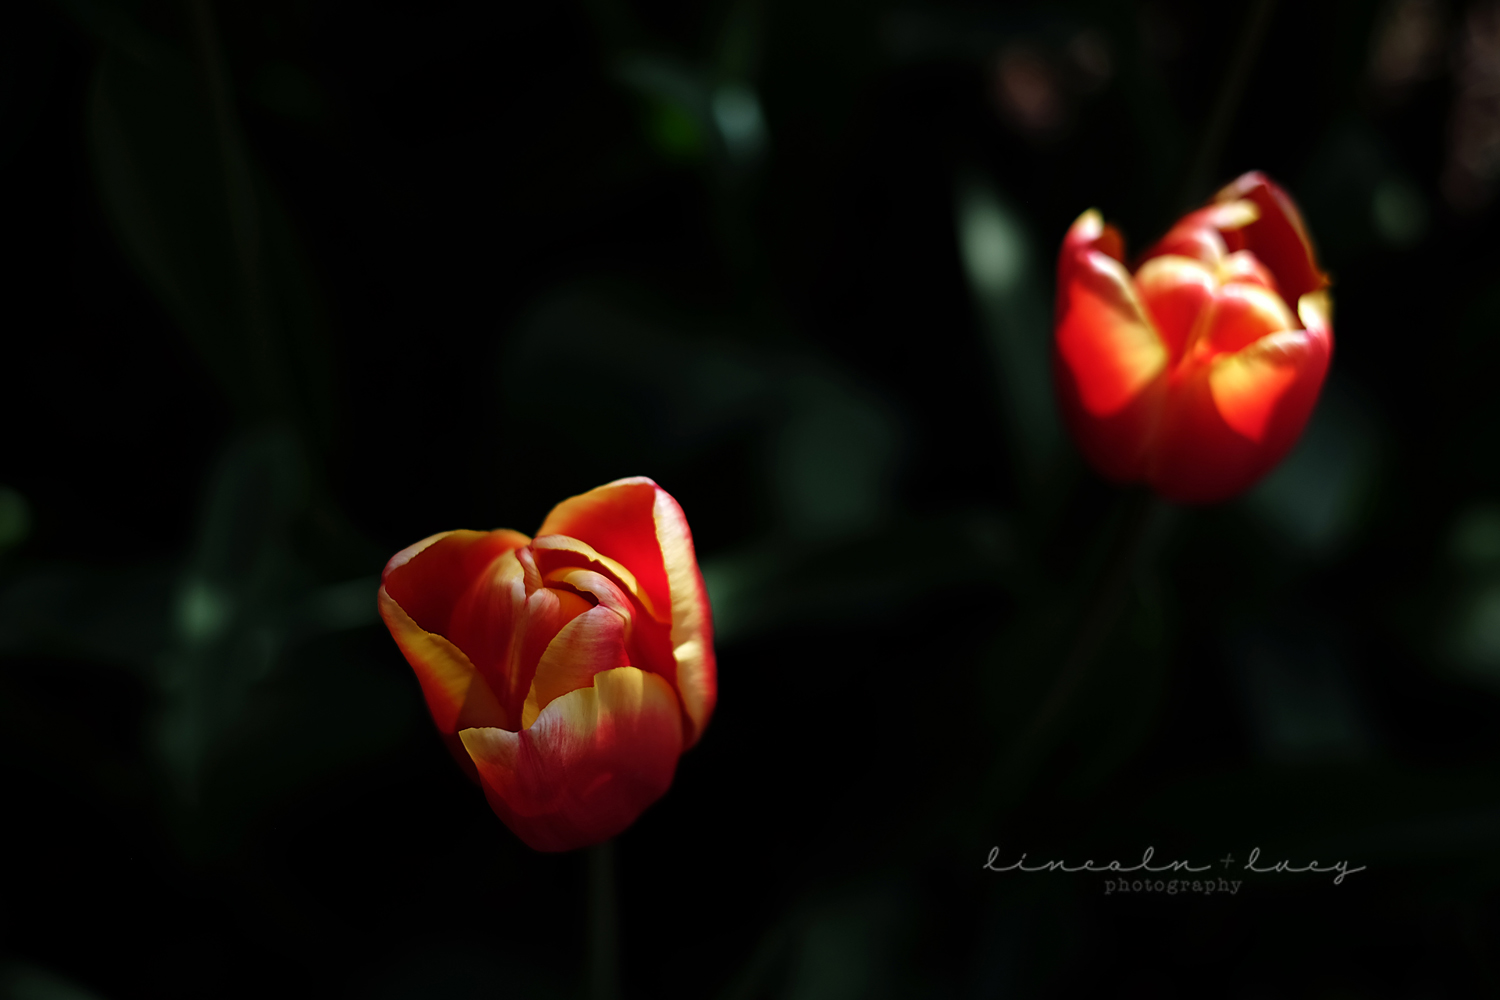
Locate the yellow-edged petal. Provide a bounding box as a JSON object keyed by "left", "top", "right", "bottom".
{"left": 460, "top": 666, "right": 683, "bottom": 852}
{"left": 1056, "top": 249, "right": 1168, "bottom": 417}
{"left": 521, "top": 605, "right": 631, "bottom": 728}
{"left": 652, "top": 485, "right": 715, "bottom": 745}
{"left": 377, "top": 584, "right": 508, "bottom": 732}
{"left": 1208, "top": 331, "right": 1310, "bottom": 443}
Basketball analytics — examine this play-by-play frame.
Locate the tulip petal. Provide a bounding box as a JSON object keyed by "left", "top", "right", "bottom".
{"left": 538, "top": 478, "right": 716, "bottom": 746}
{"left": 460, "top": 666, "right": 684, "bottom": 852}
{"left": 521, "top": 604, "right": 631, "bottom": 728}
{"left": 543, "top": 564, "right": 679, "bottom": 686}
{"left": 537, "top": 479, "right": 671, "bottom": 617}
{"left": 381, "top": 529, "right": 531, "bottom": 636}
{"left": 1135, "top": 254, "right": 1217, "bottom": 360}
{"left": 1061, "top": 209, "right": 1123, "bottom": 260}
{"left": 445, "top": 547, "right": 527, "bottom": 725}
{"left": 1150, "top": 325, "right": 1331, "bottom": 502}
{"left": 1208, "top": 332, "right": 1305, "bottom": 443}
{"left": 1203, "top": 199, "right": 1262, "bottom": 233}
{"left": 1215, "top": 172, "right": 1330, "bottom": 304}
{"left": 513, "top": 585, "right": 588, "bottom": 709}
{"left": 531, "top": 534, "right": 658, "bottom": 620}
{"left": 652, "top": 485, "right": 716, "bottom": 746}
{"left": 546, "top": 566, "right": 634, "bottom": 619}
{"left": 1298, "top": 289, "right": 1333, "bottom": 335}
{"left": 1195, "top": 282, "right": 1299, "bottom": 358}
{"left": 1218, "top": 250, "right": 1280, "bottom": 294}
{"left": 1145, "top": 210, "right": 1231, "bottom": 268}
{"left": 1056, "top": 249, "right": 1167, "bottom": 418}
{"left": 534, "top": 541, "right": 679, "bottom": 701}
{"left": 377, "top": 585, "right": 507, "bottom": 733}
{"left": 1057, "top": 210, "right": 1125, "bottom": 314}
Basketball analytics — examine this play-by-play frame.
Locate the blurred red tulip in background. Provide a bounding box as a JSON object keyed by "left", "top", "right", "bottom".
{"left": 1053, "top": 172, "right": 1333, "bottom": 503}
{"left": 378, "top": 478, "right": 716, "bottom": 851}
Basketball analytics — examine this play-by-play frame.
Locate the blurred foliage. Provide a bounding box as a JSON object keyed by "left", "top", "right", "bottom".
{"left": 5, "top": 0, "right": 1500, "bottom": 997}
{"left": 954, "top": 169, "right": 1064, "bottom": 499}
{"left": 76, "top": 0, "right": 335, "bottom": 441}
{"left": 0, "top": 962, "right": 106, "bottom": 1000}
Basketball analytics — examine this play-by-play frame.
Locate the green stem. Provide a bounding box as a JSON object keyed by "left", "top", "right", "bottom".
{"left": 589, "top": 840, "right": 621, "bottom": 1000}
{"left": 998, "top": 491, "right": 1169, "bottom": 796}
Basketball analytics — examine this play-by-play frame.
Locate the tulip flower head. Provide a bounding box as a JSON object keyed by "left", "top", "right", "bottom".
{"left": 377, "top": 478, "right": 715, "bottom": 852}
{"left": 1054, "top": 172, "right": 1333, "bottom": 503}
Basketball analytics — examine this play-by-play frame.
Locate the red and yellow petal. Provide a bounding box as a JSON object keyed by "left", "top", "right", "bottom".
{"left": 521, "top": 605, "right": 631, "bottom": 728}
{"left": 531, "top": 533, "right": 679, "bottom": 698}
{"left": 1061, "top": 209, "right": 1124, "bottom": 261}
{"left": 651, "top": 485, "right": 716, "bottom": 746}
{"left": 1215, "top": 172, "right": 1330, "bottom": 305}
{"left": 537, "top": 478, "right": 716, "bottom": 746}
{"left": 1218, "top": 250, "right": 1280, "bottom": 294}
{"left": 1056, "top": 250, "right": 1168, "bottom": 418}
{"left": 376, "top": 584, "right": 508, "bottom": 732}
{"left": 531, "top": 534, "right": 660, "bottom": 621}
{"left": 545, "top": 566, "right": 635, "bottom": 619}
{"left": 1208, "top": 332, "right": 1307, "bottom": 443}
{"left": 537, "top": 479, "right": 672, "bottom": 619}
{"left": 1298, "top": 289, "right": 1333, "bottom": 337}
{"left": 545, "top": 564, "right": 676, "bottom": 678}
{"left": 1192, "top": 282, "right": 1300, "bottom": 359}
{"left": 1054, "top": 247, "right": 1168, "bottom": 483}
{"left": 443, "top": 546, "right": 526, "bottom": 725}
{"left": 381, "top": 529, "right": 531, "bottom": 635}
{"left": 460, "top": 666, "right": 684, "bottom": 852}
{"left": 1144, "top": 209, "right": 1230, "bottom": 268}
{"left": 1150, "top": 325, "right": 1331, "bottom": 503}
{"left": 1057, "top": 210, "right": 1125, "bottom": 316}
{"left": 1134, "top": 255, "right": 1217, "bottom": 360}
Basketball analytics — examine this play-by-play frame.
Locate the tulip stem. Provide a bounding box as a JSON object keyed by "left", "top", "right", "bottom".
{"left": 1001, "top": 490, "right": 1171, "bottom": 793}
{"left": 1177, "top": 0, "right": 1277, "bottom": 212}
{"left": 588, "top": 840, "right": 621, "bottom": 1000}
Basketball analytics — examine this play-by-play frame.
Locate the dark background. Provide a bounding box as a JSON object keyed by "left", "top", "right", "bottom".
{"left": 3, "top": 0, "right": 1500, "bottom": 996}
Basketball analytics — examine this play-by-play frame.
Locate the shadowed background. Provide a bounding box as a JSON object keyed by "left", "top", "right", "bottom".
{"left": 3, "top": 0, "right": 1500, "bottom": 996}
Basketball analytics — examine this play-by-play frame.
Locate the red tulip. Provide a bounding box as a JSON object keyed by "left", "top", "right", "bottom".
{"left": 377, "top": 478, "right": 715, "bottom": 852}
{"left": 1053, "top": 171, "right": 1333, "bottom": 502}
